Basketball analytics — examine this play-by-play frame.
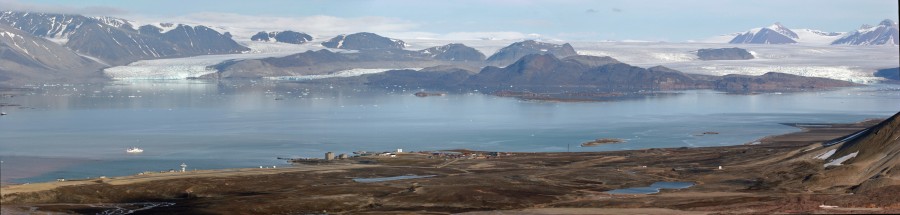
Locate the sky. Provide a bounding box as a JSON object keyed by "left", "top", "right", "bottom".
{"left": 1, "top": 0, "right": 898, "bottom": 41}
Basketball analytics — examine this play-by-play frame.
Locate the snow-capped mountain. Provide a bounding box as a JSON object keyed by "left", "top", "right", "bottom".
{"left": 485, "top": 40, "right": 577, "bottom": 66}
{"left": 832, "top": 19, "right": 899, "bottom": 46}
{"left": 0, "top": 24, "right": 105, "bottom": 84}
{"left": 729, "top": 23, "right": 799, "bottom": 44}
{"left": 0, "top": 11, "right": 249, "bottom": 65}
{"left": 419, "top": 43, "right": 485, "bottom": 61}
{"left": 321, "top": 32, "right": 406, "bottom": 50}
{"left": 250, "top": 31, "right": 313, "bottom": 44}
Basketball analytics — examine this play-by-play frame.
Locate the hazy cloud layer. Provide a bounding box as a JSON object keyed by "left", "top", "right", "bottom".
{"left": 0, "top": 0, "right": 129, "bottom": 16}
{"left": 129, "top": 12, "right": 550, "bottom": 41}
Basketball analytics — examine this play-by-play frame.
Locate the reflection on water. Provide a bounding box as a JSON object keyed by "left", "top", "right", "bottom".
{"left": 606, "top": 181, "right": 695, "bottom": 194}
{"left": 1, "top": 80, "right": 899, "bottom": 183}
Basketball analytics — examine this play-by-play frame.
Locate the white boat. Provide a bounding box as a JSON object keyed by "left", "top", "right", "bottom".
{"left": 126, "top": 147, "right": 144, "bottom": 153}
{"left": 1, "top": 112, "right": 6, "bottom": 115}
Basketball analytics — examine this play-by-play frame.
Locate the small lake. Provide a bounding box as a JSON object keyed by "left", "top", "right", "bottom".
{"left": 606, "top": 181, "right": 696, "bottom": 194}
{"left": 1, "top": 80, "right": 899, "bottom": 183}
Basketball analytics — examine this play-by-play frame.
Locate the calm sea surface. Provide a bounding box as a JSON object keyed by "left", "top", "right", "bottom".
{"left": 1, "top": 80, "right": 899, "bottom": 183}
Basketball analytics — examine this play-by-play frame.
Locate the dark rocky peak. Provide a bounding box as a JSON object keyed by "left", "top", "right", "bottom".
{"left": 420, "top": 43, "right": 485, "bottom": 61}
{"left": 250, "top": 31, "right": 272, "bottom": 41}
{"left": 879, "top": 19, "right": 897, "bottom": 27}
{"left": 486, "top": 40, "right": 577, "bottom": 66}
{"left": 251, "top": 31, "right": 313, "bottom": 44}
{"left": 273, "top": 31, "right": 312, "bottom": 44}
{"left": 321, "top": 32, "right": 405, "bottom": 50}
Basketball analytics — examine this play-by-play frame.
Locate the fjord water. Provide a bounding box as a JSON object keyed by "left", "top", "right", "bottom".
{"left": 1, "top": 80, "right": 898, "bottom": 183}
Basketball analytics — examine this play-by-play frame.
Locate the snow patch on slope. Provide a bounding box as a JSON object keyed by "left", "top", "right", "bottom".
{"left": 815, "top": 149, "right": 837, "bottom": 160}
{"left": 825, "top": 151, "right": 858, "bottom": 167}
{"left": 267, "top": 68, "right": 422, "bottom": 81}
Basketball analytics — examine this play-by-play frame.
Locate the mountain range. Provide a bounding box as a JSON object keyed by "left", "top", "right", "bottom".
{"left": 832, "top": 19, "right": 900, "bottom": 45}
{"left": 729, "top": 19, "right": 898, "bottom": 45}
{"left": 0, "top": 10, "right": 893, "bottom": 89}
{"left": 335, "top": 53, "right": 859, "bottom": 94}
{"left": 250, "top": 31, "right": 313, "bottom": 44}
{"left": 0, "top": 11, "right": 250, "bottom": 85}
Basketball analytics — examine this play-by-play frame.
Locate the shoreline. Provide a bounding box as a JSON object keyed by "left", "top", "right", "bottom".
{"left": 1, "top": 164, "right": 375, "bottom": 197}
{"left": 0, "top": 119, "right": 868, "bottom": 187}
{"left": 1, "top": 118, "right": 879, "bottom": 205}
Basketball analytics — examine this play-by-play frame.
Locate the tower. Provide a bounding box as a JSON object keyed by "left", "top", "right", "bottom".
{"left": 180, "top": 163, "right": 187, "bottom": 172}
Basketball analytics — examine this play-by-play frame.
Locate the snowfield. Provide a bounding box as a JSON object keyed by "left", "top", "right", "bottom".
{"left": 105, "top": 41, "right": 340, "bottom": 80}
{"left": 105, "top": 38, "right": 899, "bottom": 83}
{"left": 815, "top": 149, "right": 837, "bottom": 160}
{"left": 267, "top": 68, "right": 423, "bottom": 81}
{"left": 825, "top": 151, "right": 858, "bottom": 167}
{"left": 568, "top": 41, "right": 898, "bottom": 83}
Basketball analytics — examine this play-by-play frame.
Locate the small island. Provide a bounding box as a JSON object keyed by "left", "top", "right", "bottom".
{"left": 414, "top": 92, "right": 446, "bottom": 97}
{"left": 694, "top": 131, "right": 720, "bottom": 136}
{"left": 581, "top": 138, "right": 626, "bottom": 147}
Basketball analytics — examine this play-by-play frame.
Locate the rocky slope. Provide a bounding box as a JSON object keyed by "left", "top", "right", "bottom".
{"left": 356, "top": 54, "right": 857, "bottom": 94}
{"left": 0, "top": 11, "right": 249, "bottom": 66}
{"left": 0, "top": 24, "right": 105, "bottom": 85}
{"left": 832, "top": 19, "right": 899, "bottom": 46}
{"left": 321, "top": 32, "right": 406, "bottom": 50}
{"left": 419, "top": 43, "right": 485, "bottom": 61}
{"left": 213, "top": 42, "right": 485, "bottom": 78}
{"left": 796, "top": 112, "right": 900, "bottom": 192}
{"left": 250, "top": 31, "right": 313, "bottom": 44}
{"left": 713, "top": 72, "right": 858, "bottom": 93}
{"left": 470, "top": 54, "right": 703, "bottom": 91}
{"left": 696, "top": 47, "right": 754, "bottom": 60}
{"left": 485, "top": 40, "right": 577, "bottom": 66}
{"left": 211, "top": 48, "right": 462, "bottom": 78}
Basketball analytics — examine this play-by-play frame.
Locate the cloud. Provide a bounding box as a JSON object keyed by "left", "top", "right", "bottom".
{"left": 130, "top": 12, "right": 419, "bottom": 39}
{"left": 612, "top": 8, "right": 623, "bottom": 13}
{"left": 0, "top": 0, "right": 130, "bottom": 16}
{"left": 131, "top": 12, "right": 554, "bottom": 42}
{"left": 585, "top": 9, "right": 598, "bottom": 13}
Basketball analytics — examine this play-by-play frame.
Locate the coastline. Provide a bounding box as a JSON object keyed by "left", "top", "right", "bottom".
{"left": 1, "top": 164, "right": 375, "bottom": 197}
{"left": 1, "top": 117, "right": 888, "bottom": 214}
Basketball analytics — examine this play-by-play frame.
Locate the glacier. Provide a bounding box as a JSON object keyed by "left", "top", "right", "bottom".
{"left": 104, "top": 40, "right": 338, "bottom": 80}
{"left": 267, "top": 68, "right": 423, "bottom": 81}
{"left": 105, "top": 38, "right": 900, "bottom": 83}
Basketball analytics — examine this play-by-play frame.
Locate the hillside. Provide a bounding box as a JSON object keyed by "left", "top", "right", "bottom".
{"left": 803, "top": 112, "right": 900, "bottom": 192}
